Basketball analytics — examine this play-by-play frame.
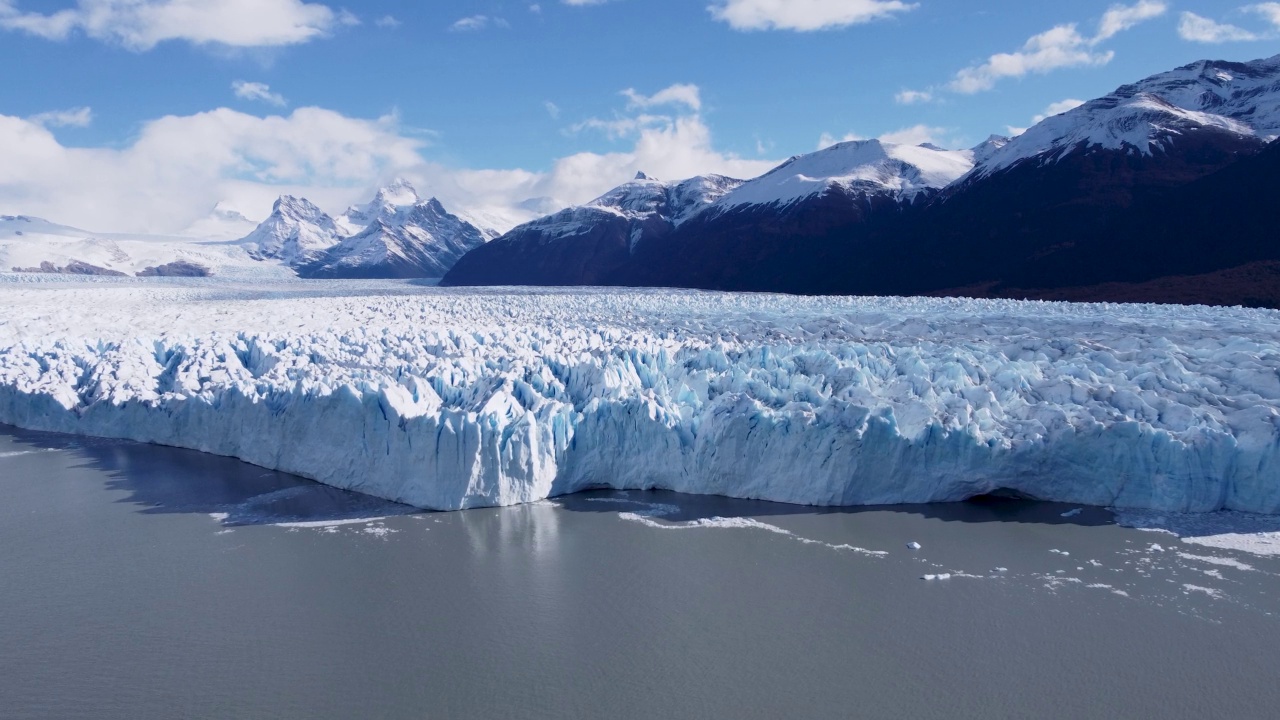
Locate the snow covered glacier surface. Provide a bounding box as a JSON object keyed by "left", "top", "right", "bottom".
{"left": 1, "top": 278, "right": 1278, "bottom": 513}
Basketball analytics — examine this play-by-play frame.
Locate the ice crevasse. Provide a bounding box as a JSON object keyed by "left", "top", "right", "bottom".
{"left": 0, "top": 280, "right": 1278, "bottom": 513}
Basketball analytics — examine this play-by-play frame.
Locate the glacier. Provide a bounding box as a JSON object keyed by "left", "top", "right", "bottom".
{"left": 1, "top": 277, "right": 1278, "bottom": 513}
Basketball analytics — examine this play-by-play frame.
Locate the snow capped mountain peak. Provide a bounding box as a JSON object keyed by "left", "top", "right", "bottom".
{"left": 371, "top": 178, "right": 421, "bottom": 208}
{"left": 572, "top": 172, "right": 744, "bottom": 226}
{"left": 336, "top": 178, "right": 425, "bottom": 235}
{"left": 587, "top": 176, "right": 669, "bottom": 218}
{"left": 302, "top": 194, "right": 490, "bottom": 279}
{"left": 239, "top": 195, "right": 343, "bottom": 263}
{"left": 970, "top": 135, "right": 1012, "bottom": 165}
{"left": 273, "top": 195, "right": 328, "bottom": 221}
{"left": 666, "top": 174, "right": 742, "bottom": 224}
{"left": 973, "top": 53, "right": 1280, "bottom": 178}
{"left": 224, "top": 182, "right": 499, "bottom": 278}
{"left": 713, "top": 139, "right": 974, "bottom": 211}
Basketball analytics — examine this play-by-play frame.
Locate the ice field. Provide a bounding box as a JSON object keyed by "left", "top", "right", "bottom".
{"left": 1, "top": 276, "right": 1277, "bottom": 512}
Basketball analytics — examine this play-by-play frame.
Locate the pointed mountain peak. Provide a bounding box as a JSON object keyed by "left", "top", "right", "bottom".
{"left": 634, "top": 171, "right": 654, "bottom": 181}
{"left": 272, "top": 195, "right": 327, "bottom": 220}
{"left": 373, "top": 178, "right": 420, "bottom": 207}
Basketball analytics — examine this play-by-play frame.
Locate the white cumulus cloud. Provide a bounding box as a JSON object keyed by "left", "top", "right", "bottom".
{"left": 894, "top": 89, "right": 934, "bottom": 105}
{"left": 708, "top": 0, "right": 915, "bottom": 32}
{"left": 1034, "top": 98, "right": 1087, "bottom": 123}
{"left": 232, "top": 81, "right": 286, "bottom": 107}
{"left": 622, "top": 83, "right": 703, "bottom": 112}
{"left": 948, "top": 25, "right": 1114, "bottom": 94}
{"left": 817, "top": 125, "right": 951, "bottom": 149}
{"left": 0, "top": 0, "right": 349, "bottom": 50}
{"left": 0, "top": 107, "right": 423, "bottom": 233}
{"left": 450, "top": 15, "right": 488, "bottom": 31}
{"left": 450, "top": 14, "right": 508, "bottom": 31}
{"left": 1095, "top": 0, "right": 1168, "bottom": 42}
{"left": 28, "top": 106, "right": 94, "bottom": 128}
{"left": 561, "top": 83, "right": 776, "bottom": 201}
{"left": 877, "top": 124, "right": 949, "bottom": 145}
{"left": 1177, "top": 12, "right": 1260, "bottom": 42}
{"left": 944, "top": 2, "right": 1166, "bottom": 94}
{"left": 0, "top": 88, "right": 784, "bottom": 235}
{"left": 1007, "top": 98, "right": 1089, "bottom": 137}
{"left": 1249, "top": 2, "right": 1280, "bottom": 27}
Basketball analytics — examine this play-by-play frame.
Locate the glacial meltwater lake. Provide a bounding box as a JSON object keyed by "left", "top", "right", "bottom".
{"left": 2, "top": 425, "right": 1279, "bottom": 720}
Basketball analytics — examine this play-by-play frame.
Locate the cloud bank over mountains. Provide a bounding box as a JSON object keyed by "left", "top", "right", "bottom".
{"left": 0, "top": 83, "right": 780, "bottom": 234}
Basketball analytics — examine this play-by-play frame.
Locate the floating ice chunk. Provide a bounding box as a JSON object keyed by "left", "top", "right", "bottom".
{"left": 1176, "top": 553, "right": 1255, "bottom": 571}
{"left": 0, "top": 448, "right": 59, "bottom": 459}
{"left": 1114, "top": 511, "right": 1280, "bottom": 557}
{"left": 619, "top": 512, "right": 792, "bottom": 536}
{"left": 1061, "top": 508, "right": 1083, "bottom": 518}
{"left": 274, "top": 517, "right": 386, "bottom": 529}
{"left": 1183, "top": 584, "right": 1224, "bottom": 599}
{"left": 906, "top": 541, "right": 922, "bottom": 550}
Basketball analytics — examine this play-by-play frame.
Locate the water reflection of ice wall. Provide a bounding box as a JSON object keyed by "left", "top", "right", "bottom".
{"left": 1, "top": 282, "right": 1278, "bottom": 512}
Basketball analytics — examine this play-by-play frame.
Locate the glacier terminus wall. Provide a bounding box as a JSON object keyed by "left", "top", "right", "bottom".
{"left": 1, "top": 277, "right": 1277, "bottom": 513}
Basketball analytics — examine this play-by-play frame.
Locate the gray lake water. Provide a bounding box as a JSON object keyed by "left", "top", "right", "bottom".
{"left": 1, "top": 425, "right": 1278, "bottom": 720}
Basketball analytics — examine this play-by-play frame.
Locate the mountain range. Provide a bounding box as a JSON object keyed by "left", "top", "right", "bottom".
{"left": 444, "top": 53, "right": 1280, "bottom": 308}
{"left": 1, "top": 180, "right": 496, "bottom": 280}
{"left": 4, "top": 53, "right": 1278, "bottom": 306}
{"left": 239, "top": 180, "right": 498, "bottom": 279}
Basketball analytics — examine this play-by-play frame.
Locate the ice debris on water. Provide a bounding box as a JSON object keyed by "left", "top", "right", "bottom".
{"left": 907, "top": 541, "right": 922, "bottom": 550}
{"left": 3, "top": 280, "right": 1280, "bottom": 512}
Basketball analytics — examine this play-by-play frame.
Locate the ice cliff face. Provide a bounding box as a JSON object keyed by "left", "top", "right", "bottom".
{"left": 1, "top": 280, "right": 1278, "bottom": 514}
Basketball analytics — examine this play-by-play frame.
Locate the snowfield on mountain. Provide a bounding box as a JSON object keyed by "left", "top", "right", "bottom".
{"left": 969, "top": 55, "right": 1280, "bottom": 177}
{"left": 1, "top": 277, "right": 1277, "bottom": 513}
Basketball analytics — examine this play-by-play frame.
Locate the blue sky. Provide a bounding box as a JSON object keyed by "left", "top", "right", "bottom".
{"left": 0, "top": 0, "right": 1276, "bottom": 233}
